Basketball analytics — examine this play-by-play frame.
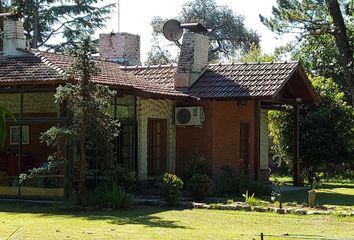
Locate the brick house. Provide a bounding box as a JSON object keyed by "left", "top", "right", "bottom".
{"left": 0, "top": 18, "right": 319, "bottom": 199}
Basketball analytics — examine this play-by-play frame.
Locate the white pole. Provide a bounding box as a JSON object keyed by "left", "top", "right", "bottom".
{"left": 118, "top": 0, "right": 120, "bottom": 32}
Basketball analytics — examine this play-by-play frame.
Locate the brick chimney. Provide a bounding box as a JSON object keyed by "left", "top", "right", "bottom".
{"left": 175, "top": 32, "right": 209, "bottom": 88}
{"left": 99, "top": 32, "right": 141, "bottom": 66}
{"left": 3, "top": 18, "right": 26, "bottom": 56}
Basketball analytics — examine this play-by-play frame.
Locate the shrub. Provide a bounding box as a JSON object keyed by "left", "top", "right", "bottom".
{"left": 185, "top": 154, "right": 212, "bottom": 180}
{"left": 104, "top": 164, "right": 137, "bottom": 193}
{"left": 157, "top": 173, "right": 183, "bottom": 205}
{"left": 87, "top": 185, "right": 132, "bottom": 209}
{"left": 213, "top": 166, "right": 239, "bottom": 195}
{"left": 239, "top": 177, "right": 272, "bottom": 196}
{"left": 213, "top": 166, "right": 272, "bottom": 196}
{"left": 188, "top": 173, "right": 213, "bottom": 201}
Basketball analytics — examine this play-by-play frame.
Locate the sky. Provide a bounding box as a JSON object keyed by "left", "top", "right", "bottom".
{"left": 96, "top": 0, "right": 294, "bottom": 63}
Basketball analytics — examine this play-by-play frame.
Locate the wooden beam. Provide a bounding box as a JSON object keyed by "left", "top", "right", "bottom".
{"left": 253, "top": 99, "right": 260, "bottom": 181}
{"left": 293, "top": 104, "right": 301, "bottom": 186}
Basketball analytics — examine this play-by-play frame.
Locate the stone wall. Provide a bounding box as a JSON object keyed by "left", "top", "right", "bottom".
{"left": 99, "top": 33, "right": 141, "bottom": 66}
{"left": 0, "top": 92, "right": 57, "bottom": 113}
{"left": 136, "top": 98, "right": 176, "bottom": 179}
{"left": 260, "top": 109, "right": 269, "bottom": 170}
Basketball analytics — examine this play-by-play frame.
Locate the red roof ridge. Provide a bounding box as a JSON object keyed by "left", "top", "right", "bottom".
{"left": 120, "top": 64, "right": 177, "bottom": 70}
{"left": 31, "top": 50, "right": 66, "bottom": 75}
{"left": 208, "top": 61, "right": 299, "bottom": 66}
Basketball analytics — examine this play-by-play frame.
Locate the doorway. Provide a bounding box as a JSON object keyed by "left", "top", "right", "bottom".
{"left": 147, "top": 119, "right": 167, "bottom": 175}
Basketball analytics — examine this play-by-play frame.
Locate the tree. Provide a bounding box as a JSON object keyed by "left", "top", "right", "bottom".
{"left": 145, "top": 44, "right": 175, "bottom": 66}
{"left": 238, "top": 43, "right": 278, "bottom": 63}
{"left": 269, "top": 76, "right": 354, "bottom": 181}
{"left": 0, "top": 0, "right": 115, "bottom": 51}
{"left": 151, "top": 0, "right": 260, "bottom": 61}
{"left": 0, "top": 106, "right": 15, "bottom": 145}
{"left": 260, "top": 0, "right": 354, "bottom": 106}
{"left": 25, "top": 36, "right": 119, "bottom": 205}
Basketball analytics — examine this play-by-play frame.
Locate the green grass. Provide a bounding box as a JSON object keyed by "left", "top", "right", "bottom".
{"left": 0, "top": 203, "right": 353, "bottom": 240}
{"left": 282, "top": 182, "right": 354, "bottom": 207}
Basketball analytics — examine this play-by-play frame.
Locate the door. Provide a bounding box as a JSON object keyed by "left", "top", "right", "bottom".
{"left": 147, "top": 119, "right": 167, "bottom": 175}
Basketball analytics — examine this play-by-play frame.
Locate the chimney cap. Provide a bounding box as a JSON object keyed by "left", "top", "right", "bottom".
{"left": 180, "top": 23, "right": 208, "bottom": 35}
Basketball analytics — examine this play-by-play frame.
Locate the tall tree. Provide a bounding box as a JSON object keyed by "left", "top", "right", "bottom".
{"left": 26, "top": 36, "right": 119, "bottom": 205}
{"left": 151, "top": 0, "right": 260, "bottom": 61}
{"left": 260, "top": 0, "right": 354, "bottom": 106}
{"left": 0, "top": 0, "right": 115, "bottom": 51}
{"left": 269, "top": 76, "right": 354, "bottom": 181}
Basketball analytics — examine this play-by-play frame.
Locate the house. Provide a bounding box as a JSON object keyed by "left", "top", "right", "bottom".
{"left": 0, "top": 18, "right": 319, "bottom": 199}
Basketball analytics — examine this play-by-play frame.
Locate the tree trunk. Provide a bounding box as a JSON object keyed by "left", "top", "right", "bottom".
{"left": 327, "top": 0, "right": 354, "bottom": 106}
{"left": 77, "top": 118, "right": 86, "bottom": 206}
{"left": 32, "top": 0, "right": 39, "bottom": 48}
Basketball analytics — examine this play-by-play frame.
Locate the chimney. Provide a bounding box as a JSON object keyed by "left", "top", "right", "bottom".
{"left": 175, "top": 32, "right": 209, "bottom": 88}
{"left": 99, "top": 32, "right": 141, "bottom": 66}
{"left": 3, "top": 18, "right": 26, "bottom": 56}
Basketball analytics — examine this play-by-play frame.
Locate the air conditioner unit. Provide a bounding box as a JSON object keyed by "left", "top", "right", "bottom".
{"left": 175, "top": 106, "right": 205, "bottom": 126}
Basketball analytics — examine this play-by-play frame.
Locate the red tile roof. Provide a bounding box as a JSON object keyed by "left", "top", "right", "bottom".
{"left": 123, "top": 62, "right": 300, "bottom": 99}
{"left": 0, "top": 55, "right": 64, "bottom": 85}
{"left": 0, "top": 50, "right": 309, "bottom": 101}
{"left": 188, "top": 62, "right": 299, "bottom": 98}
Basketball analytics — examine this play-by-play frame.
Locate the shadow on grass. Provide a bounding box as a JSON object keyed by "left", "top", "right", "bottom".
{"left": 0, "top": 202, "right": 190, "bottom": 229}
{"left": 283, "top": 189, "right": 354, "bottom": 206}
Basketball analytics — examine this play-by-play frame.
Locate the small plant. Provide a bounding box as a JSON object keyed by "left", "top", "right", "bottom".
{"left": 226, "top": 199, "right": 234, "bottom": 205}
{"left": 188, "top": 173, "right": 213, "bottom": 201}
{"left": 271, "top": 179, "right": 283, "bottom": 208}
{"left": 242, "top": 191, "right": 258, "bottom": 206}
{"left": 157, "top": 173, "right": 184, "bottom": 205}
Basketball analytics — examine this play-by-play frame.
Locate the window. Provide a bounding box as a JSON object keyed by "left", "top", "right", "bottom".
{"left": 240, "top": 122, "right": 249, "bottom": 174}
{"left": 10, "top": 125, "right": 30, "bottom": 145}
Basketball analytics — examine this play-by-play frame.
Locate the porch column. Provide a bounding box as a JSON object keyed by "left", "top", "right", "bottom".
{"left": 293, "top": 104, "right": 300, "bottom": 186}
{"left": 253, "top": 100, "right": 260, "bottom": 181}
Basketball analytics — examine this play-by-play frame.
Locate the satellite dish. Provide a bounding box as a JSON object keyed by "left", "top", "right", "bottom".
{"left": 163, "top": 19, "right": 183, "bottom": 42}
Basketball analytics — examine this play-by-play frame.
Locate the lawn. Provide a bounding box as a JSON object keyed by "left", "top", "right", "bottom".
{"left": 282, "top": 182, "right": 354, "bottom": 207}
{"left": 0, "top": 203, "right": 353, "bottom": 240}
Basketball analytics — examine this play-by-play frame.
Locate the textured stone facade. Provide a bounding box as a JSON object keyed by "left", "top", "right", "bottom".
{"left": 175, "top": 32, "right": 209, "bottom": 88}
{"left": 137, "top": 97, "right": 176, "bottom": 180}
{"left": 3, "top": 19, "right": 26, "bottom": 56}
{"left": 260, "top": 109, "right": 269, "bottom": 170}
{"left": 0, "top": 92, "right": 57, "bottom": 113}
{"left": 99, "top": 33, "right": 141, "bottom": 66}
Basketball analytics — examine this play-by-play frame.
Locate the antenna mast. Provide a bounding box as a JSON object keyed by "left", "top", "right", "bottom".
{"left": 118, "top": 0, "right": 120, "bottom": 32}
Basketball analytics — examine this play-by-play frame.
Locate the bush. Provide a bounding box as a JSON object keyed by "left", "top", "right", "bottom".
{"left": 87, "top": 185, "right": 132, "bottom": 209}
{"left": 213, "top": 166, "right": 272, "bottom": 196}
{"left": 104, "top": 164, "right": 137, "bottom": 193}
{"left": 239, "top": 177, "right": 272, "bottom": 196}
{"left": 157, "top": 173, "right": 183, "bottom": 205}
{"left": 213, "top": 166, "right": 239, "bottom": 195}
{"left": 185, "top": 154, "right": 212, "bottom": 180}
{"left": 188, "top": 173, "right": 213, "bottom": 201}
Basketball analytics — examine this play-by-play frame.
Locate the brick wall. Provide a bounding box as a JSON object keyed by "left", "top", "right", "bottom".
{"left": 175, "top": 32, "right": 209, "bottom": 88}
{"left": 176, "top": 100, "right": 255, "bottom": 176}
{"left": 99, "top": 33, "right": 141, "bottom": 66}
{"left": 136, "top": 97, "right": 176, "bottom": 180}
{"left": 3, "top": 19, "right": 26, "bottom": 56}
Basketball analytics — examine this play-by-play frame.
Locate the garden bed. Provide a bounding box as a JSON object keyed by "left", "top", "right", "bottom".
{"left": 192, "top": 201, "right": 354, "bottom": 217}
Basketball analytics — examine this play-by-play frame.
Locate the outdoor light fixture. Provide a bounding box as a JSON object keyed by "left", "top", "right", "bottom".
{"left": 237, "top": 100, "right": 247, "bottom": 107}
